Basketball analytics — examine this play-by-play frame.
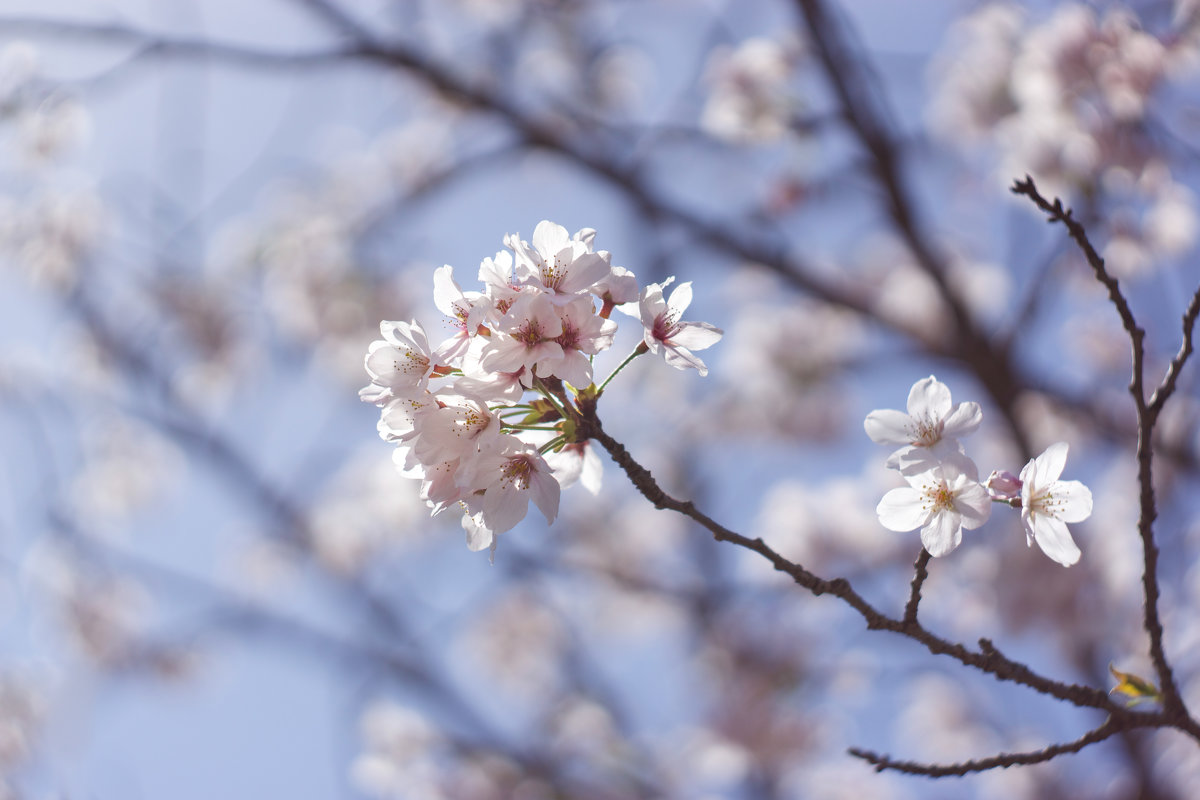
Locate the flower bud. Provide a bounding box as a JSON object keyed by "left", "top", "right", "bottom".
{"left": 986, "top": 470, "right": 1022, "bottom": 504}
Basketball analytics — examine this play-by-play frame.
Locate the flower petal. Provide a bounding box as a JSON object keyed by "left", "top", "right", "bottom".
{"left": 864, "top": 409, "right": 914, "bottom": 445}
{"left": 667, "top": 281, "right": 694, "bottom": 316}
{"left": 876, "top": 487, "right": 927, "bottom": 531}
{"left": 953, "top": 480, "right": 992, "bottom": 529}
{"left": 941, "top": 401, "right": 982, "bottom": 438}
{"left": 1036, "top": 442, "right": 1070, "bottom": 484}
{"left": 1030, "top": 514, "right": 1081, "bottom": 566}
{"left": 907, "top": 375, "right": 951, "bottom": 418}
{"left": 1053, "top": 480, "right": 1093, "bottom": 523}
{"left": 670, "top": 321, "right": 723, "bottom": 351}
{"left": 920, "top": 510, "right": 962, "bottom": 557}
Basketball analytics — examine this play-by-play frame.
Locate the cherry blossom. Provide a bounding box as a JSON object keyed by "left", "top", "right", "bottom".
{"left": 864, "top": 375, "right": 982, "bottom": 474}
{"left": 1019, "top": 442, "right": 1093, "bottom": 566}
{"left": 361, "top": 320, "right": 438, "bottom": 401}
{"left": 361, "top": 221, "right": 719, "bottom": 553}
{"left": 875, "top": 453, "right": 991, "bottom": 557}
{"left": 633, "top": 278, "right": 724, "bottom": 376}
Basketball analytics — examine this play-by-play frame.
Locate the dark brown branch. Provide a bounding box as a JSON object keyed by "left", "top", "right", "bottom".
{"left": 579, "top": 415, "right": 1119, "bottom": 714}
{"left": 1011, "top": 175, "right": 1186, "bottom": 715}
{"left": 849, "top": 717, "right": 1124, "bottom": 776}
{"left": 903, "top": 548, "right": 932, "bottom": 625}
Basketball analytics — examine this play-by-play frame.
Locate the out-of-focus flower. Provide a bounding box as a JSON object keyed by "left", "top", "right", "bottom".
{"left": 702, "top": 37, "right": 803, "bottom": 143}
{"left": 1019, "top": 441, "right": 1092, "bottom": 566}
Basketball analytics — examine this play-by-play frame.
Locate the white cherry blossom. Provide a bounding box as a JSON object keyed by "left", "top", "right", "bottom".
{"left": 864, "top": 375, "right": 982, "bottom": 474}
{"left": 876, "top": 453, "right": 991, "bottom": 557}
{"left": 1019, "top": 442, "right": 1093, "bottom": 566}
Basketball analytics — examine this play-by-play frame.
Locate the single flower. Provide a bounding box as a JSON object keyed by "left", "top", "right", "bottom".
{"left": 1019, "top": 442, "right": 1092, "bottom": 566}
{"left": 632, "top": 278, "right": 723, "bottom": 376}
{"left": 864, "top": 375, "right": 982, "bottom": 474}
{"left": 876, "top": 453, "right": 991, "bottom": 557}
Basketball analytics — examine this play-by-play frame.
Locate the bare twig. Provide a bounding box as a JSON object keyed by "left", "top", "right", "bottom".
{"left": 849, "top": 717, "right": 1124, "bottom": 776}
{"left": 1011, "top": 175, "right": 1192, "bottom": 718}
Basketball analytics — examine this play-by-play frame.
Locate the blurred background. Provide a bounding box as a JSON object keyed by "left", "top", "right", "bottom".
{"left": 1, "top": 0, "right": 1199, "bottom": 797}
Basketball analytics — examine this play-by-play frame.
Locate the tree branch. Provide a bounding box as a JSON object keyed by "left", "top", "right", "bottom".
{"left": 849, "top": 717, "right": 1124, "bottom": 776}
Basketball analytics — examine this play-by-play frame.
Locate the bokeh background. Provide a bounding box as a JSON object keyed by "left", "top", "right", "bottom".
{"left": 1, "top": 0, "right": 1199, "bottom": 797}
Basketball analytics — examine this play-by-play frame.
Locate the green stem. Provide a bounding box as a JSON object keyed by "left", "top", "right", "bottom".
{"left": 538, "top": 435, "right": 566, "bottom": 455}
{"left": 597, "top": 342, "right": 649, "bottom": 396}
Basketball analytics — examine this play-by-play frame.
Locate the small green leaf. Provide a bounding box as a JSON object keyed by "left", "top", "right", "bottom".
{"left": 1109, "top": 663, "right": 1161, "bottom": 707}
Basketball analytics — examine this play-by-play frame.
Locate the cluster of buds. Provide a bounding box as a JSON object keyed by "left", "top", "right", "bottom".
{"left": 866, "top": 376, "right": 1093, "bottom": 566}
{"left": 360, "top": 221, "right": 722, "bottom": 554}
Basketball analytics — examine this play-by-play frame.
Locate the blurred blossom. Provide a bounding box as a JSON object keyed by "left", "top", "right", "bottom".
{"left": 352, "top": 700, "right": 445, "bottom": 800}
{"left": 929, "top": 3, "right": 1200, "bottom": 274}
{"left": 752, "top": 470, "right": 902, "bottom": 575}
{"left": 25, "top": 545, "right": 151, "bottom": 667}
{"left": 718, "top": 295, "right": 862, "bottom": 441}
{"left": 308, "top": 447, "right": 433, "bottom": 574}
{"left": 458, "top": 588, "right": 566, "bottom": 697}
{"left": 0, "top": 185, "right": 104, "bottom": 290}
{"left": 855, "top": 236, "right": 953, "bottom": 339}
{"left": 0, "top": 42, "right": 39, "bottom": 107}
{"left": 0, "top": 668, "right": 45, "bottom": 773}
{"left": 17, "top": 94, "right": 91, "bottom": 165}
{"left": 701, "top": 36, "right": 803, "bottom": 143}
{"left": 70, "top": 415, "right": 182, "bottom": 527}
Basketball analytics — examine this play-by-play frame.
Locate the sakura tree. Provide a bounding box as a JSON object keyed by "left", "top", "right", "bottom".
{"left": 0, "top": 1, "right": 1198, "bottom": 798}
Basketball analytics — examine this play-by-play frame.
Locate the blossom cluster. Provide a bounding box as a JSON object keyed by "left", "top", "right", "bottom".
{"left": 929, "top": 3, "right": 1199, "bottom": 275}
{"left": 361, "top": 221, "right": 722, "bottom": 554}
{"left": 866, "top": 376, "right": 1093, "bottom": 565}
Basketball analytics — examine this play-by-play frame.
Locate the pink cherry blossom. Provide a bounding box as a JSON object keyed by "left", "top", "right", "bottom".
{"left": 635, "top": 278, "right": 723, "bottom": 376}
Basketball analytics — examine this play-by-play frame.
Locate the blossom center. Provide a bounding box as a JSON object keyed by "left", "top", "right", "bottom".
{"left": 394, "top": 349, "right": 429, "bottom": 376}
{"left": 651, "top": 311, "right": 679, "bottom": 343}
{"left": 909, "top": 413, "right": 944, "bottom": 447}
{"left": 921, "top": 481, "right": 955, "bottom": 513}
{"left": 500, "top": 455, "right": 534, "bottom": 491}
{"left": 516, "top": 319, "right": 547, "bottom": 347}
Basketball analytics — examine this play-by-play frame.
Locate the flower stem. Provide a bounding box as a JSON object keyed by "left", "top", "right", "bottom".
{"left": 597, "top": 342, "right": 649, "bottom": 396}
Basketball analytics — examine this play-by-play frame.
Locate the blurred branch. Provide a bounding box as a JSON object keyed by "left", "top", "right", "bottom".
{"left": 791, "top": 0, "right": 1031, "bottom": 459}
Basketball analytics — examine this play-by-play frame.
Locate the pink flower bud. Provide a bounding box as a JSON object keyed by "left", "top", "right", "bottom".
{"left": 986, "top": 470, "right": 1022, "bottom": 504}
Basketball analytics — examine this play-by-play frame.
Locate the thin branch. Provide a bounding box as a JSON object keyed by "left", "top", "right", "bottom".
{"left": 849, "top": 717, "right": 1124, "bottom": 777}
{"left": 1146, "top": 286, "right": 1200, "bottom": 420}
{"left": 903, "top": 548, "right": 932, "bottom": 626}
{"left": 1011, "top": 175, "right": 1186, "bottom": 715}
{"left": 580, "top": 415, "right": 1119, "bottom": 714}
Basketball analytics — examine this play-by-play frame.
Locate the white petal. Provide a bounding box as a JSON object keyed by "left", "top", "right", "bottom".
{"left": 661, "top": 344, "right": 710, "bottom": 376}
{"left": 864, "top": 409, "right": 914, "bottom": 445}
{"left": 529, "top": 469, "right": 561, "bottom": 524}
{"left": 887, "top": 446, "right": 932, "bottom": 476}
{"left": 667, "top": 281, "right": 694, "bottom": 316}
{"left": 1052, "top": 480, "right": 1093, "bottom": 523}
{"left": 941, "top": 401, "right": 982, "bottom": 437}
{"left": 1036, "top": 442, "right": 1070, "bottom": 484}
{"left": 907, "top": 375, "right": 951, "bottom": 418}
{"left": 876, "top": 487, "right": 928, "bottom": 532}
{"left": 953, "top": 481, "right": 992, "bottom": 530}
{"left": 920, "top": 511, "right": 962, "bottom": 557}
{"left": 532, "top": 220, "right": 570, "bottom": 257}
{"left": 1030, "top": 515, "right": 1081, "bottom": 566}
{"left": 483, "top": 484, "right": 529, "bottom": 534}
{"left": 560, "top": 252, "right": 610, "bottom": 294}
{"left": 463, "top": 513, "right": 494, "bottom": 552}
{"left": 670, "top": 321, "right": 723, "bottom": 351}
